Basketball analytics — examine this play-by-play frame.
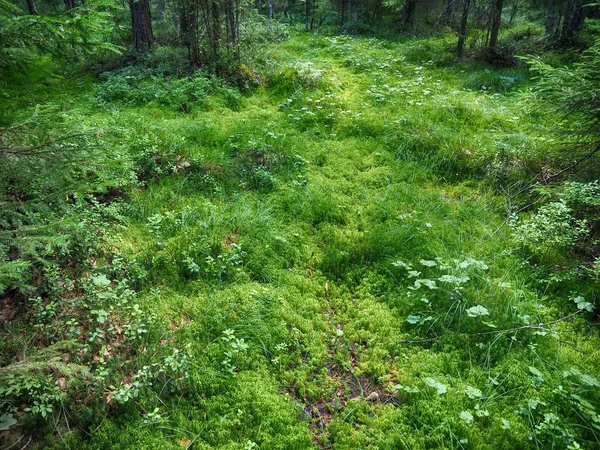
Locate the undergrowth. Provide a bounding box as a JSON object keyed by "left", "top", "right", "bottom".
{"left": 1, "top": 26, "right": 600, "bottom": 450}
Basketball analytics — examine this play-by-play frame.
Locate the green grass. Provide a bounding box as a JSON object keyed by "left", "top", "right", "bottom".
{"left": 3, "top": 29, "right": 600, "bottom": 450}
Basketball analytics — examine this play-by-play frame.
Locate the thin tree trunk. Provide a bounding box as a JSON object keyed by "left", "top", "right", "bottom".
{"left": 305, "top": 0, "right": 310, "bottom": 30}
{"left": 64, "top": 0, "right": 75, "bottom": 9}
{"left": 561, "top": 0, "right": 587, "bottom": 40}
{"left": 25, "top": 0, "right": 39, "bottom": 14}
{"left": 489, "top": 0, "right": 504, "bottom": 49}
{"left": 346, "top": 0, "right": 351, "bottom": 24}
{"left": 130, "top": 0, "right": 154, "bottom": 53}
{"left": 509, "top": 0, "right": 518, "bottom": 23}
{"left": 267, "top": 0, "right": 273, "bottom": 26}
{"left": 180, "top": 0, "right": 201, "bottom": 66}
{"left": 402, "top": 0, "right": 417, "bottom": 26}
{"left": 445, "top": 0, "right": 454, "bottom": 19}
{"left": 545, "top": 7, "right": 557, "bottom": 34}
{"left": 226, "top": 0, "right": 239, "bottom": 59}
{"left": 158, "top": 0, "right": 166, "bottom": 22}
{"left": 210, "top": 0, "right": 221, "bottom": 63}
{"left": 457, "top": 0, "right": 470, "bottom": 57}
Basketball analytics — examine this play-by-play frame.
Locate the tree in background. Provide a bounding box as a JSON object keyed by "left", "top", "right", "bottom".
{"left": 179, "top": 0, "right": 201, "bottom": 65}
{"left": 130, "top": 0, "right": 154, "bottom": 52}
{"left": 402, "top": 0, "right": 416, "bottom": 25}
{"left": 488, "top": 0, "right": 504, "bottom": 48}
{"left": 544, "top": 0, "right": 594, "bottom": 41}
{"left": 457, "top": 0, "right": 471, "bottom": 55}
{"left": 24, "top": 0, "right": 38, "bottom": 14}
{"left": 561, "top": 0, "right": 588, "bottom": 40}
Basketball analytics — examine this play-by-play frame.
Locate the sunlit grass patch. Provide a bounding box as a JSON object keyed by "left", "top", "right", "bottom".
{"left": 5, "top": 26, "right": 600, "bottom": 450}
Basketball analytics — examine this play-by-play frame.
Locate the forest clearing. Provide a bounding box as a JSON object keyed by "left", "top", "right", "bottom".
{"left": 1, "top": 0, "right": 600, "bottom": 448}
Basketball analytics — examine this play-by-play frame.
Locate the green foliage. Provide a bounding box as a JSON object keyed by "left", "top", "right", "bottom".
{"left": 0, "top": 108, "right": 108, "bottom": 293}
{"left": 3, "top": 23, "right": 600, "bottom": 450}
{"left": 513, "top": 201, "right": 588, "bottom": 260}
{"left": 464, "top": 68, "right": 524, "bottom": 92}
{"left": 268, "top": 61, "right": 334, "bottom": 96}
{"left": 0, "top": 0, "right": 122, "bottom": 72}
{"left": 98, "top": 66, "right": 217, "bottom": 110}
{"left": 513, "top": 181, "right": 600, "bottom": 264}
{"left": 526, "top": 38, "right": 600, "bottom": 172}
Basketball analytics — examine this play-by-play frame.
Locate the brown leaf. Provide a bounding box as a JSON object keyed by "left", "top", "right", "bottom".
{"left": 180, "top": 437, "right": 192, "bottom": 447}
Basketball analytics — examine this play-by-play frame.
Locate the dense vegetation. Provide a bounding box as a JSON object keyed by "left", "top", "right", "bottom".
{"left": 2, "top": 0, "right": 600, "bottom": 448}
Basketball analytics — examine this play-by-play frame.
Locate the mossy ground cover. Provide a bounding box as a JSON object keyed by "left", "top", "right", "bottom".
{"left": 2, "top": 28, "right": 600, "bottom": 449}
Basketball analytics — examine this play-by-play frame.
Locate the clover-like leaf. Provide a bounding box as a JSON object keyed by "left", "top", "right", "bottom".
{"left": 466, "top": 386, "right": 482, "bottom": 399}
{"left": 460, "top": 411, "right": 474, "bottom": 424}
{"left": 419, "top": 259, "right": 437, "bottom": 267}
{"left": 423, "top": 377, "right": 447, "bottom": 394}
{"left": 466, "top": 305, "right": 489, "bottom": 317}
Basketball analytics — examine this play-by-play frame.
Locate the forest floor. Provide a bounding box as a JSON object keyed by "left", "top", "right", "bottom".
{"left": 3, "top": 29, "right": 600, "bottom": 449}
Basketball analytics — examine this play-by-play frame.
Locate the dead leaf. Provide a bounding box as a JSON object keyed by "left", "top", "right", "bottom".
{"left": 180, "top": 437, "right": 192, "bottom": 447}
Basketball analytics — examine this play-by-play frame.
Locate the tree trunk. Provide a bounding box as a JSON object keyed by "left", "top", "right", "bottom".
{"left": 509, "top": 0, "right": 518, "bottom": 23}
{"left": 305, "top": 0, "right": 310, "bottom": 30}
{"left": 375, "top": 0, "right": 382, "bottom": 21}
{"left": 267, "top": 0, "right": 273, "bottom": 25}
{"left": 561, "top": 0, "right": 587, "bottom": 40}
{"left": 402, "top": 0, "right": 417, "bottom": 26}
{"left": 209, "top": 0, "right": 221, "bottom": 63}
{"left": 489, "top": 0, "right": 504, "bottom": 49}
{"left": 130, "top": 0, "right": 154, "bottom": 53}
{"left": 457, "top": 0, "right": 470, "bottom": 57}
{"left": 25, "top": 0, "right": 39, "bottom": 14}
{"left": 545, "top": 7, "right": 557, "bottom": 34}
{"left": 445, "top": 0, "right": 454, "bottom": 19}
{"left": 346, "top": 0, "right": 352, "bottom": 24}
{"left": 226, "top": 0, "right": 239, "bottom": 59}
{"left": 180, "top": 0, "right": 201, "bottom": 66}
{"left": 158, "top": 0, "right": 166, "bottom": 22}
{"left": 64, "top": 0, "right": 75, "bottom": 10}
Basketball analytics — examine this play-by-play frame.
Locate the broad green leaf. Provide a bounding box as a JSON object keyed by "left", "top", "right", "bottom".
{"left": 91, "top": 274, "right": 111, "bottom": 287}
{"left": 466, "top": 305, "right": 489, "bottom": 317}
{"left": 573, "top": 296, "right": 594, "bottom": 312}
{"left": 419, "top": 259, "right": 437, "bottom": 267}
{"left": 392, "top": 260, "right": 412, "bottom": 269}
{"left": 423, "top": 377, "right": 447, "bottom": 394}
{"left": 466, "top": 386, "right": 482, "bottom": 399}
{"left": 529, "top": 366, "right": 543, "bottom": 377}
{"left": 459, "top": 258, "right": 488, "bottom": 270}
{"left": 580, "top": 374, "right": 600, "bottom": 387}
{"left": 414, "top": 279, "right": 437, "bottom": 290}
{"left": 460, "top": 411, "right": 474, "bottom": 424}
{"left": 438, "top": 274, "right": 470, "bottom": 284}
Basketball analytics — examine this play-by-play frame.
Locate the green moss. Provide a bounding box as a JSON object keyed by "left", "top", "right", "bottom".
{"left": 3, "top": 28, "right": 600, "bottom": 450}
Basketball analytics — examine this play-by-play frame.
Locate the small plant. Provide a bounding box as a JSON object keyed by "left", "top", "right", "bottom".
{"left": 221, "top": 329, "right": 249, "bottom": 374}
